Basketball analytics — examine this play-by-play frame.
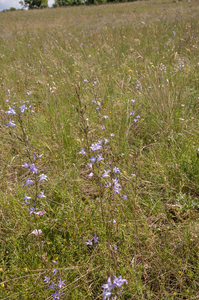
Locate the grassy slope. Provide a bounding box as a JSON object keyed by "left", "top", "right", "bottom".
{"left": 0, "top": 1, "right": 199, "bottom": 299}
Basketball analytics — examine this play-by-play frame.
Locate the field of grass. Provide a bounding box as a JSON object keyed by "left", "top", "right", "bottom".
{"left": 0, "top": 1, "right": 199, "bottom": 299}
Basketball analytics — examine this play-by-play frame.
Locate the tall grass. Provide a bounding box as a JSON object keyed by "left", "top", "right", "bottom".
{"left": 0, "top": 0, "right": 199, "bottom": 299}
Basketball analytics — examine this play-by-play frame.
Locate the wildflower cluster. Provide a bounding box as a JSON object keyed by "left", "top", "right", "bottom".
{"left": 44, "top": 269, "right": 65, "bottom": 300}
{"left": 77, "top": 81, "right": 140, "bottom": 297}
{"left": 4, "top": 92, "right": 48, "bottom": 219}
{"left": 102, "top": 275, "right": 128, "bottom": 300}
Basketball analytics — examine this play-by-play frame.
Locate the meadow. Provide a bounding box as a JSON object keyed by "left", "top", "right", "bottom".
{"left": 0, "top": 0, "right": 199, "bottom": 299}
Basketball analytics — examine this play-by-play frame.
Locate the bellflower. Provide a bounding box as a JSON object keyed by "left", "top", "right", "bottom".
{"left": 121, "top": 194, "right": 127, "bottom": 200}
{"left": 24, "top": 178, "right": 33, "bottom": 187}
{"left": 102, "top": 169, "right": 111, "bottom": 178}
{"left": 22, "top": 162, "right": 29, "bottom": 168}
{"left": 86, "top": 239, "right": 93, "bottom": 246}
{"left": 104, "top": 139, "right": 109, "bottom": 145}
{"left": 97, "top": 154, "right": 104, "bottom": 162}
{"left": 44, "top": 276, "right": 50, "bottom": 284}
{"left": 78, "top": 148, "right": 86, "bottom": 155}
{"left": 58, "top": 278, "right": 65, "bottom": 289}
{"left": 19, "top": 104, "right": 27, "bottom": 113}
{"left": 38, "top": 174, "right": 48, "bottom": 182}
{"left": 29, "top": 163, "right": 38, "bottom": 174}
{"left": 89, "top": 156, "right": 96, "bottom": 163}
{"left": 27, "top": 206, "right": 36, "bottom": 215}
{"left": 88, "top": 172, "right": 93, "bottom": 178}
{"left": 93, "top": 234, "right": 99, "bottom": 243}
{"left": 90, "top": 142, "right": 101, "bottom": 151}
{"left": 113, "top": 167, "right": 120, "bottom": 174}
{"left": 52, "top": 291, "right": 62, "bottom": 299}
{"left": 5, "top": 106, "right": 16, "bottom": 115}
{"left": 38, "top": 191, "right": 46, "bottom": 198}
{"left": 49, "top": 281, "right": 55, "bottom": 289}
{"left": 53, "top": 269, "right": 58, "bottom": 275}
{"left": 6, "top": 119, "right": 16, "bottom": 127}
{"left": 113, "top": 276, "right": 128, "bottom": 287}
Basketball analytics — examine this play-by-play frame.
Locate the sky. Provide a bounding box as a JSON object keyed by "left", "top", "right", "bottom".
{"left": 0, "top": 0, "right": 55, "bottom": 11}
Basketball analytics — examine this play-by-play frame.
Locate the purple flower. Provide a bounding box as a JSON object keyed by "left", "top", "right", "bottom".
{"left": 136, "top": 83, "right": 140, "bottom": 89}
{"left": 121, "top": 194, "right": 127, "bottom": 200}
{"left": 94, "top": 235, "right": 99, "bottom": 243}
{"left": 29, "top": 163, "right": 38, "bottom": 174}
{"left": 86, "top": 239, "right": 93, "bottom": 246}
{"left": 131, "top": 174, "right": 136, "bottom": 178}
{"left": 94, "top": 81, "right": 97, "bottom": 86}
{"left": 6, "top": 119, "right": 16, "bottom": 127}
{"left": 58, "top": 278, "right": 65, "bottom": 289}
{"left": 23, "top": 194, "right": 31, "bottom": 204}
{"left": 131, "top": 99, "right": 135, "bottom": 104}
{"left": 44, "top": 276, "right": 50, "bottom": 284}
{"left": 19, "top": 104, "right": 27, "bottom": 113}
{"left": 113, "top": 275, "right": 128, "bottom": 287}
{"left": 97, "top": 154, "right": 104, "bottom": 162}
{"left": 38, "top": 191, "right": 46, "bottom": 198}
{"left": 78, "top": 148, "right": 86, "bottom": 155}
{"left": 103, "top": 116, "right": 108, "bottom": 119}
{"left": 114, "top": 245, "right": 118, "bottom": 251}
{"left": 105, "top": 183, "right": 112, "bottom": 188}
{"left": 53, "top": 269, "right": 58, "bottom": 275}
{"left": 104, "top": 139, "right": 109, "bottom": 145}
{"left": 90, "top": 142, "right": 101, "bottom": 152}
{"left": 8, "top": 89, "right": 10, "bottom": 95}
{"left": 5, "top": 106, "right": 16, "bottom": 115}
{"left": 130, "top": 110, "right": 135, "bottom": 116}
{"left": 109, "top": 218, "right": 116, "bottom": 223}
{"left": 102, "top": 126, "right": 106, "bottom": 130}
{"left": 88, "top": 172, "right": 93, "bottom": 178}
{"left": 38, "top": 174, "right": 48, "bottom": 182}
{"left": 89, "top": 156, "right": 96, "bottom": 163}
{"left": 136, "top": 115, "right": 140, "bottom": 119}
{"left": 92, "top": 99, "right": 97, "bottom": 104}
{"left": 110, "top": 133, "right": 115, "bottom": 137}
{"left": 52, "top": 291, "right": 62, "bottom": 299}
{"left": 27, "top": 206, "right": 36, "bottom": 215}
{"left": 113, "top": 167, "right": 120, "bottom": 174}
{"left": 84, "top": 79, "right": 88, "bottom": 82}
{"left": 49, "top": 281, "right": 55, "bottom": 289}
{"left": 24, "top": 178, "right": 33, "bottom": 187}
{"left": 102, "top": 277, "right": 116, "bottom": 299}
{"left": 102, "top": 169, "right": 111, "bottom": 178}
{"left": 121, "top": 153, "right": 124, "bottom": 157}
{"left": 133, "top": 118, "right": 138, "bottom": 123}
{"left": 22, "top": 162, "right": 29, "bottom": 168}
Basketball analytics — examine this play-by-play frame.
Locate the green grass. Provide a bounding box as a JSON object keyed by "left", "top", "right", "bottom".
{"left": 0, "top": 1, "right": 199, "bottom": 299}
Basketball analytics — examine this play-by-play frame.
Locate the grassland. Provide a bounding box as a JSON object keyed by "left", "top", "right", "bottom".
{"left": 0, "top": 1, "right": 199, "bottom": 299}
